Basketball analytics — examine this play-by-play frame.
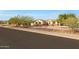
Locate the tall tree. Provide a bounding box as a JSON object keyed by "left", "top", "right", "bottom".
{"left": 58, "top": 14, "right": 77, "bottom": 25}
{"left": 58, "top": 14, "right": 79, "bottom": 32}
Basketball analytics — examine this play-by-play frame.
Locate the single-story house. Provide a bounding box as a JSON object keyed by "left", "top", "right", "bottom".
{"left": 31, "top": 20, "right": 48, "bottom": 26}
{"left": 47, "top": 20, "right": 60, "bottom": 26}
{"left": 31, "top": 20, "right": 60, "bottom": 26}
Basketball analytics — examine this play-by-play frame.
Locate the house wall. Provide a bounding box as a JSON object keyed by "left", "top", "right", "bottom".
{"left": 31, "top": 20, "right": 60, "bottom": 26}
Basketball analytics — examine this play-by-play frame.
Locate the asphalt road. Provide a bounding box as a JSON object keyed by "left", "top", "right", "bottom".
{"left": 0, "top": 27, "right": 79, "bottom": 49}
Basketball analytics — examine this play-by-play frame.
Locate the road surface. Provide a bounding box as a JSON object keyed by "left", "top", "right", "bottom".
{"left": 0, "top": 27, "right": 79, "bottom": 49}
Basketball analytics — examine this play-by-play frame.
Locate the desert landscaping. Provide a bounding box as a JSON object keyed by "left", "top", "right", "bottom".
{"left": 0, "top": 13, "right": 79, "bottom": 40}
{"left": 0, "top": 10, "right": 79, "bottom": 49}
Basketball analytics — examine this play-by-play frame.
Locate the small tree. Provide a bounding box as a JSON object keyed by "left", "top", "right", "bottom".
{"left": 8, "top": 17, "right": 19, "bottom": 24}
{"left": 8, "top": 15, "right": 34, "bottom": 26}
{"left": 58, "top": 14, "right": 77, "bottom": 26}
{"left": 63, "top": 17, "right": 78, "bottom": 33}
{"left": 57, "top": 14, "right": 79, "bottom": 33}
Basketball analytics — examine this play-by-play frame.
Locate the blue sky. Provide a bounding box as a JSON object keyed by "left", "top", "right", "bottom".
{"left": 0, "top": 10, "right": 79, "bottom": 20}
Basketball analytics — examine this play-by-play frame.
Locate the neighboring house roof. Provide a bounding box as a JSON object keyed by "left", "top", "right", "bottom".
{"left": 35, "top": 20, "right": 47, "bottom": 23}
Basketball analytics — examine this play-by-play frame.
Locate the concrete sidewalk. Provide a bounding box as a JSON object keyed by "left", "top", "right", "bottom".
{"left": 0, "top": 25, "right": 79, "bottom": 40}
